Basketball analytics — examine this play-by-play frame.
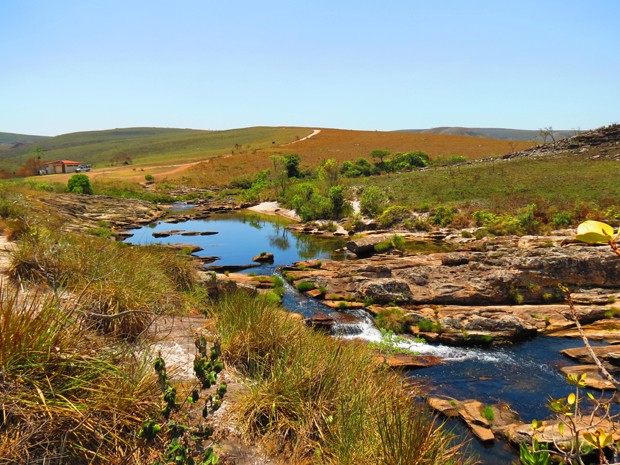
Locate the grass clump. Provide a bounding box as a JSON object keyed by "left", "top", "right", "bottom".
{"left": 0, "top": 286, "right": 160, "bottom": 463}
{"left": 209, "top": 291, "right": 465, "bottom": 464}
{"left": 9, "top": 227, "right": 199, "bottom": 340}
{"left": 296, "top": 281, "right": 317, "bottom": 293}
{"left": 376, "top": 307, "right": 407, "bottom": 333}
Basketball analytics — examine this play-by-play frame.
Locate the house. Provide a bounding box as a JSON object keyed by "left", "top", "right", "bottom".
{"left": 43, "top": 160, "right": 82, "bottom": 174}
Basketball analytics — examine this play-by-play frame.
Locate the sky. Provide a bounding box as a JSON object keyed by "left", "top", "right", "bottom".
{"left": 1, "top": 0, "right": 619, "bottom": 136}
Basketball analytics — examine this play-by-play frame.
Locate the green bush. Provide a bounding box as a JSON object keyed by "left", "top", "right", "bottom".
{"left": 360, "top": 185, "right": 389, "bottom": 217}
{"left": 417, "top": 318, "right": 441, "bottom": 333}
{"left": 431, "top": 207, "right": 456, "bottom": 227}
{"left": 296, "top": 281, "right": 316, "bottom": 292}
{"left": 376, "top": 308, "right": 407, "bottom": 333}
{"left": 67, "top": 174, "right": 93, "bottom": 195}
{"left": 377, "top": 205, "right": 410, "bottom": 228}
{"left": 552, "top": 211, "right": 573, "bottom": 228}
{"left": 144, "top": 174, "right": 155, "bottom": 183}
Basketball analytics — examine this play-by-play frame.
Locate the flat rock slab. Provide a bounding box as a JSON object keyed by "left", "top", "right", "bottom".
{"left": 321, "top": 300, "right": 366, "bottom": 309}
{"left": 561, "top": 345, "right": 620, "bottom": 364}
{"left": 372, "top": 353, "right": 442, "bottom": 369}
{"left": 164, "top": 243, "right": 203, "bottom": 253}
{"left": 560, "top": 365, "right": 617, "bottom": 390}
{"left": 153, "top": 230, "right": 184, "bottom": 237}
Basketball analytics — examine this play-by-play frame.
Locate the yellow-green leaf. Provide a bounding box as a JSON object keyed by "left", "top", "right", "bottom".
{"left": 576, "top": 220, "right": 614, "bottom": 244}
{"left": 531, "top": 419, "right": 543, "bottom": 430}
{"left": 558, "top": 422, "right": 565, "bottom": 435}
{"left": 567, "top": 393, "right": 576, "bottom": 405}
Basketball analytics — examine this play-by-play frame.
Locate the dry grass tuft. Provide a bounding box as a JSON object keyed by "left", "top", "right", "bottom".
{"left": 210, "top": 291, "right": 468, "bottom": 465}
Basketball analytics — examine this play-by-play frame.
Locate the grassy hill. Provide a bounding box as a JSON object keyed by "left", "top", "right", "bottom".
{"left": 175, "top": 128, "right": 533, "bottom": 186}
{"left": 0, "top": 126, "right": 309, "bottom": 173}
{"left": 399, "top": 127, "right": 576, "bottom": 141}
{"left": 0, "top": 132, "right": 49, "bottom": 145}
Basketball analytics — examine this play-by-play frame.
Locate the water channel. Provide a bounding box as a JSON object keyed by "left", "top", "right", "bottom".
{"left": 126, "top": 210, "right": 600, "bottom": 464}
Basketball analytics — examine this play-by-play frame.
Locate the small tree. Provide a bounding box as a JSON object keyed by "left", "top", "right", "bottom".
{"left": 371, "top": 149, "right": 390, "bottom": 163}
{"left": 67, "top": 174, "right": 93, "bottom": 195}
{"left": 317, "top": 158, "right": 340, "bottom": 190}
{"left": 283, "top": 154, "right": 301, "bottom": 178}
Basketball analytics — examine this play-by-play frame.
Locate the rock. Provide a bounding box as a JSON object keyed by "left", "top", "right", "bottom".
{"left": 163, "top": 243, "right": 203, "bottom": 253}
{"left": 252, "top": 253, "right": 274, "bottom": 263}
{"left": 427, "top": 397, "right": 459, "bottom": 417}
{"left": 560, "top": 365, "right": 617, "bottom": 390}
{"left": 470, "top": 424, "right": 495, "bottom": 443}
{"left": 305, "top": 312, "right": 335, "bottom": 331}
{"left": 360, "top": 279, "right": 414, "bottom": 304}
{"left": 180, "top": 231, "right": 218, "bottom": 236}
{"left": 306, "top": 288, "right": 324, "bottom": 299}
{"left": 346, "top": 234, "right": 393, "bottom": 256}
{"left": 459, "top": 400, "right": 490, "bottom": 427}
{"left": 561, "top": 345, "right": 620, "bottom": 364}
{"left": 153, "top": 230, "right": 184, "bottom": 238}
{"left": 321, "top": 300, "right": 366, "bottom": 309}
{"left": 372, "top": 353, "right": 442, "bottom": 369}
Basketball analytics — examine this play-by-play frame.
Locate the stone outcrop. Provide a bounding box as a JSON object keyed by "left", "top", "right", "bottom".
{"left": 282, "top": 242, "right": 620, "bottom": 345}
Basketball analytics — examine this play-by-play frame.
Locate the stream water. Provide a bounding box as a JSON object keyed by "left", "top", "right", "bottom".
{"left": 126, "top": 210, "right": 598, "bottom": 464}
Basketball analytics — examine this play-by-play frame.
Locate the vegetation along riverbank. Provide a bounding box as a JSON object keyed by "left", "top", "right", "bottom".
{"left": 1, "top": 124, "right": 619, "bottom": 464}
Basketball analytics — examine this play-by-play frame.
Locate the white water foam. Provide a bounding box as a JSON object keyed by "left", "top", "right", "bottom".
{"left": 335, "top": 313, "right": 515, "bottom": 364}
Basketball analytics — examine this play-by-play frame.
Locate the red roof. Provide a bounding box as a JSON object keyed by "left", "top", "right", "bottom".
{"left": 44, "top": 160, "right": 82, "bottom": 166}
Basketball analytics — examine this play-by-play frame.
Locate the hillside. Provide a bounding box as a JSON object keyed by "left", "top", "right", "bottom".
{"left": 0, "top": 126, "right": 308, "bottom": 172}
{"left": 0, "top": 131, "right": 49, "bottom": 145}
{"left": 358, "top": 124, "right": 620, "bottom": 215}
{"left": 399, "top": 127, "right": 575, "bottom": 142}
{"left": 175, "top": 128, "right": 533, "bottom": 187}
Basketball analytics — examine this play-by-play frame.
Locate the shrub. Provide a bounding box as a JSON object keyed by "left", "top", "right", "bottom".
{"left": 376, "top": 307, "right": 407, "bottom": 333}
{"left": 144, "top": 173, "right": 155, "bottom": 183}
{"left": 552, "top": 211, "right": 573, "bottom": 228}
{"left": 417, "top": 318, "right": 441, "bottom": 333}
{"left": 377, "top": 205, "right": 410, "bottom": 228}
{"left": 360, "top": 185, "right": 389, "bottom": 217}
{"left": 431, "top": 206, "right": 456, "bottom": 227}
{"left": 67, "top": 174, "right": 93, "bottom": 195}
{"left": 296, "top": 281, "right": 316, "bottom": 292}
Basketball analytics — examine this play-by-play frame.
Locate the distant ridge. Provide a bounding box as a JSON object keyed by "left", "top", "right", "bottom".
{"left": 398, "top": 127, "right": 576, "bottom": 142}
{"left": 0, "top": 131, "right": 49, "bottom": 145}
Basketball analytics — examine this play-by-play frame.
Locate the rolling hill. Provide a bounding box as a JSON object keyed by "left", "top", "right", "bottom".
{"left": 0, "top": 131, "right": 49, "bottom": 145}
{"left": 399, "top": 127, "right": 576, "bottom": 141}
{"left": 172, "top": 128, "right": 534, "bottom": 187}
{"left": 0, "top": 126, "right": 308, "bottom": 173}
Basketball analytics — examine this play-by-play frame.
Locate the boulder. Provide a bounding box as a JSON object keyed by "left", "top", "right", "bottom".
{"left": 372, "top": 353, "right": 442, "bottom": 369}
{"left": 252, "top": 252, "right": 275, "bottom": 263}
{"left": 346, "top": 234, "right": 393, "bottom": 256}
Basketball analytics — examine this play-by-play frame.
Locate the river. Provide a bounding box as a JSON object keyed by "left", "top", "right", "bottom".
{"left": 125, "top": 210, "right": 599, "bottom": 464}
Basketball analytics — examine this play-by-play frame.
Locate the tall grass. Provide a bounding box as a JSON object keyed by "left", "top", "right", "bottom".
{"left": 9, "top": 227, "right": 200, "bottom": 340}
{"left": 0, "top": 286, "right": 160, "bottom": 463}
{"left": 209, "top": 291, "right": 467, "bottom": 464}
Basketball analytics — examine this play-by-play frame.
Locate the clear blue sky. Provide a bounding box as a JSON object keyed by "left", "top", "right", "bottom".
{"left": 1, "top": 0, "right": 618, "bottom": 136}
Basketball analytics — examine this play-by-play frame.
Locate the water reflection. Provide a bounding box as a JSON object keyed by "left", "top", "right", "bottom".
{"left": 125, "top": 211, "right": 346, "bottom": 271}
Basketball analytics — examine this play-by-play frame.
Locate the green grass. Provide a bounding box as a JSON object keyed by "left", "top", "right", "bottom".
{"left": 209, "top": 291, "right": 466, "bottom": 464}
{"left": 356, "top": 155, "right": 620, "bottom": 219}
{"left": 0, "top": 126, "right": 309, "bottom": 172}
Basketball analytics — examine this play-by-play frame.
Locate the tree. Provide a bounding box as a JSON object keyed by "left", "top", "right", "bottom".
{"left": 371, "top": 150, "right": 390, "bottom": 163}
{"left": 67, "top": 174, "right": 93, "bottom": 194}
{"left": 283, "top": 154, "right": 301, "bottom": 178}
{"left": 360, "top": 186, "right": 389, "bottom": 217}
{"left": 317, "top": 158, "right": 340, "bottom": 190}
{"left": 538, "top": 127, "right": 556, "bottom": 146}
{"left": 328, "top": 185, "right": 347, "bottom": 219}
